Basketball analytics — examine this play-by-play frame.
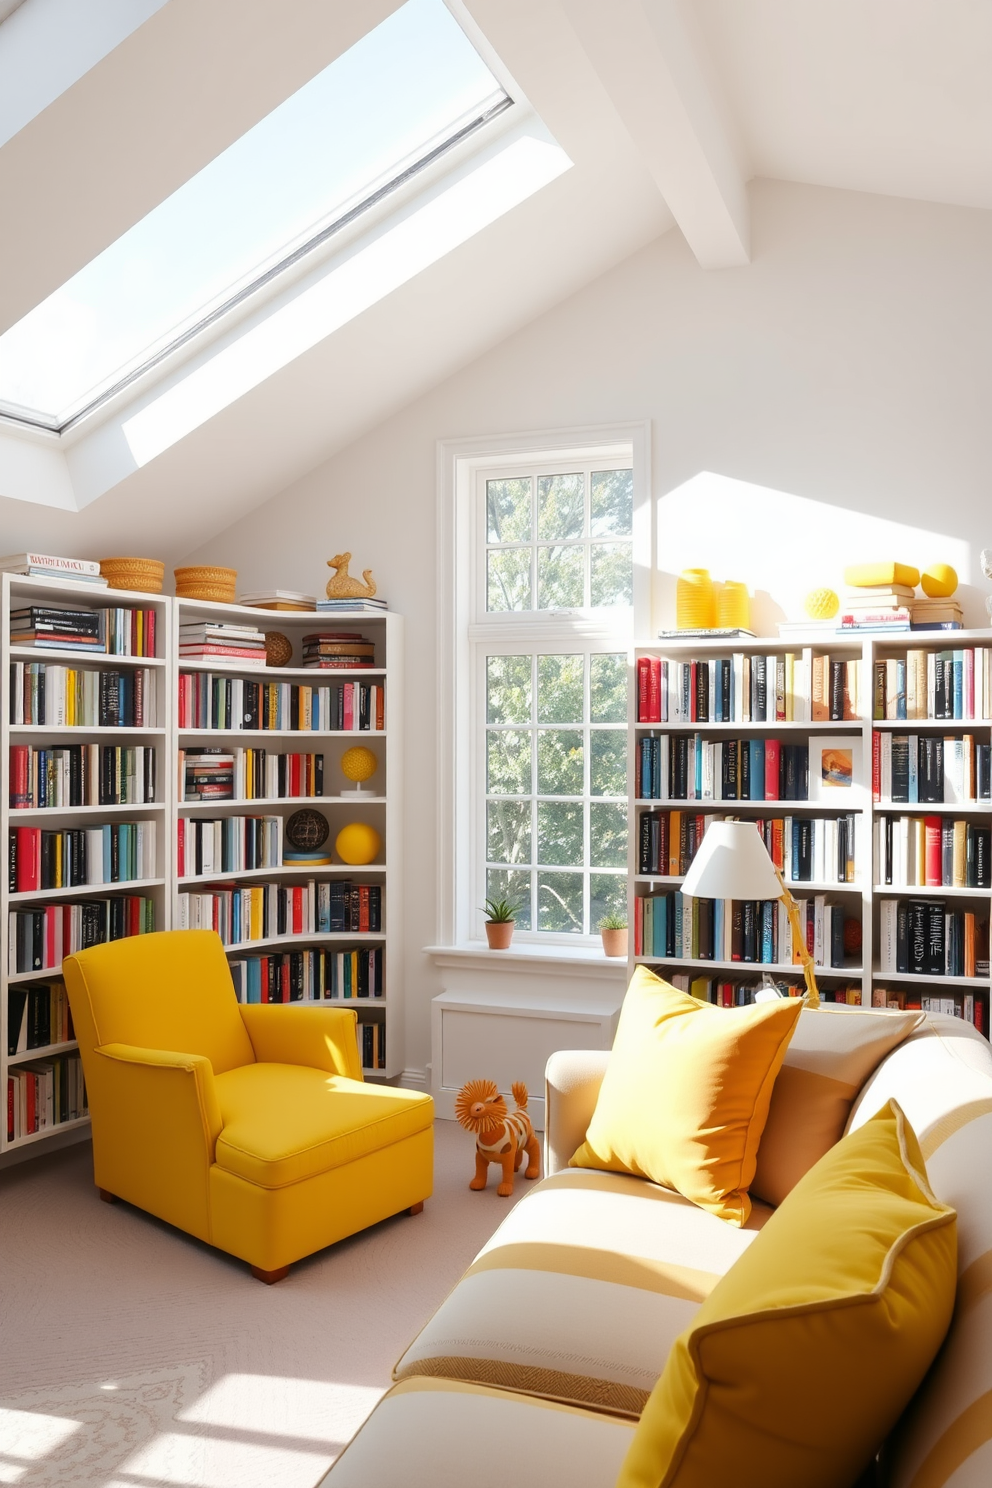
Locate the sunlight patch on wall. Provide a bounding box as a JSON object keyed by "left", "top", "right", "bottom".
{"left": 657, "top": 472, "right": 978, "bottom": 632}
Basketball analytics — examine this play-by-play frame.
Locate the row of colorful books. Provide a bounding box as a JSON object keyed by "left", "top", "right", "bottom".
{"left": 179, "top": 748, "right": 324, "bottom": 801}
{"left": 872, "top": 649, "right": 992, "bottom": 721}
{"left": 359, "top": 1019, "right": 385, "bottom": 1071}
{"left": 7, "top": 898, "right": 155, "bottom": 974}
{"left": 176, "top": 880, "right": 383, "bottom": 945}
{"left": 7, "top": 1052, "right": 87, "bottom": 1141}
{"left": 633, "top": 891, "right": 851, "bottom": 968}
{"left": 636, "top": 653, "right": 862, "bottom": 724}
{"left": 9, "top": 821, "right": 157, "bottom": 893}
{"left": 638, "top": 734, "right": 812, "bottom": 802}
{"left": 177, "top": 673, "right": 385, "bottom": 731}
{"left": 9, "top": 603, "right": 157, "bottom": 656}
{"left": 7, "top": 980, "right": 73, "bottom": 1055}
{"left": 10, "top": 661, "right": 158, "bottom": 727}
{"left": 873, "top": 733, "right": 991, "bottom": 803}
{"left": 9, "top": 744, "right": 157, "bottom": 809}
{"left": 664, "top": 973, "right": 864, "bottom": 1007}
{"left": 228, "top": 947, "right": 384, "bottom": 1003}
{"left": 178, "top": 815, "right": 282, "bottom": 877}
{"left": 637, "top": 809, "right": 860, "bottom": 884}
{"left": 874, "top": 817, "right": 991, "bottom": 890}
{"left": 877, "top": 899, "right": 989, "bottom": 978}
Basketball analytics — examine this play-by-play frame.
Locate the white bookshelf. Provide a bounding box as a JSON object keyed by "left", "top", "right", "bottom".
{"left": 2, "top": 580, "right": 405, "bottom": 1158}
{"left": 171, "top": 598, "right": 402, "bottom": 1081}
{"left": 629, "top": 632, "right": 992, "bottom": 1032}
{"left": 2, "top": 573, "right": 171, "bottom": 1156}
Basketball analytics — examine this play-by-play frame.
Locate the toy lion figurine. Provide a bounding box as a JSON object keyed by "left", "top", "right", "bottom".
{"left": 454, "top": 1078, "right": 541, "bottom": 1197}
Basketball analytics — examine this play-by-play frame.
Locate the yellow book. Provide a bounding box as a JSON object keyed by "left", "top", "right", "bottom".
{"left": 136, "top": 610, "right": 143, "bottom": 656}
{"left": 250, "top": 886, "right": 264, "bottom": 940}
{"left": 953, "top": 820, "right": 967, "bottom": 888}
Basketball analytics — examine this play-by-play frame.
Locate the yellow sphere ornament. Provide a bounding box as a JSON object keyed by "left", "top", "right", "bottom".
{"left": 804, "top": 588, "right": 840, "bottom": 620}
{"left": 340, "top": 745, "right": 378, "bottom": 797}
{"left": 335, "top": 821, "right": 381, "bottom": 865}
{"left": 921, "top": 564, "right": 957, "bottom": 599}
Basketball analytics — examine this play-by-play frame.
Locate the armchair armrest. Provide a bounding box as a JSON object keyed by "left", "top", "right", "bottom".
{"left": 545, "top": 1049, "right": 610, "bottom": 1176}
{"left": 92, "top": 1043, "right": 223, "bottom": 1239}
{"left": 239, "top": 1004, "right": 362, "bottom": 1080}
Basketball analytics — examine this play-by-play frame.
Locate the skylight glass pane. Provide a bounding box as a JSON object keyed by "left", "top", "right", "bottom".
{"left": 0, "top": 0, "right": 505, "bottom": 426}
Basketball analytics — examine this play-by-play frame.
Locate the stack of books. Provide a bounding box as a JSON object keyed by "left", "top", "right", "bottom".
{"left": 839, "top": 583, "right": 914, "bottom": 632}
{"left": 301, "top": 632, "right": 376, "bottom": 669}
{"left": 911, "top": 597, "right": 964, "bottom": 631}
{"left": 316, "top": 597, "right": 387, "bottom": 613}
{"left": 0, "top": 552, "right": 108, "bottom": 587}
{"left": 178, "top": 620, "right": 267, "bottom": 667}
{"left": 238, "top": 589, "right": 316, "bottom": 612}
{"left": 182, "top": 749, "right": 235, "bottom": 801}
{"left": 10, "top": 604, "right": 105, "bottom": 651}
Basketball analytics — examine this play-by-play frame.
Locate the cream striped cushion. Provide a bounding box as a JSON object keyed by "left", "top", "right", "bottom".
{"left": 392, "top": 1166, "right": 772, "bottom": 1416}
{"left": 851, "top": 1018, "right": 992, "bottom": 1488}
{"left": 318, "top": 1376, "right": 633, "bottom": 1488}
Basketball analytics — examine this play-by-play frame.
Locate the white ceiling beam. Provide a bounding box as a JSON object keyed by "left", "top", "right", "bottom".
{"left": 562, "top": 0, "right": 749, "bottom": 267}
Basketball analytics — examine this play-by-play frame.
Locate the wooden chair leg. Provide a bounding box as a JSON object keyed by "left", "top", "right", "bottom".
{"left": 408, "top": 1201, "right": 425, "bottom": 1216}
{"left": 98, "top": 1188, "right": 119, "bottom": 1204}
{"left": 251, "top": 1264, "right": 290, "bottom": 1284}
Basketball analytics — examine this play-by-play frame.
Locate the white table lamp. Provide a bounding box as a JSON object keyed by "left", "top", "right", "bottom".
{"left": 680, "top": 820, "right": 820, "bottom": 1007}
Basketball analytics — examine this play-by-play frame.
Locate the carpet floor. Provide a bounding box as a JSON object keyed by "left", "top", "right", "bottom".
{"left": 0, "top": 1121, "right": 529, "bottom": 1488}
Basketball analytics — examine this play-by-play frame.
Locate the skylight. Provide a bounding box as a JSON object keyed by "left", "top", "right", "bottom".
{"left": 0, "top": 0, "right": 508, "bottom": 431}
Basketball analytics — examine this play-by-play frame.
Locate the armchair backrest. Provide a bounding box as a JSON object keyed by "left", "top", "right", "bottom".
{"left": 64, "top": 930, "right": 255, "bottom": 1074}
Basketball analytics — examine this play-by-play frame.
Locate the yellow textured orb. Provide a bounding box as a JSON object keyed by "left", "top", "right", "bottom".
{"left": 335, "top": 821, "right": 381, "bottom": 865}
{"left": 341, "top": 746, "right": 378, "bottom": 784}
{"left": 921, "top": 564, "right": 957, "bottom": 599}
{"left": 804, "top": 588, "right": 840, "bottom": 620}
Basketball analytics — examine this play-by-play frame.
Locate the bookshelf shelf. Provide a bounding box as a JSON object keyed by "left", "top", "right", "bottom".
{"left": 9, "top": 725, "right": 167, "bottom": 736}
{"left": 178, "top": 729, "right": 387, "bottom": 740}
{"left": 9, "top": 802, "right": 166, "bottom": 819}
{"left": 9, "top": 877, "right": 164, "bottom": 903}
{"left": 179, "top": 864, "right": 386, "bottom": 884}
{"left": 210, "top": 931, "right": 387, "bottom": 954}
{"left": 630, "top": 636, "right": 992, "bottom": 1028}
{"left": 178, "top": 659, "right": 386, "bottom": 679}
{"left": 8, "top": 1039, "right": 78, "bottom": 1065}
{"left": 9, "top": 646, "right": 167, "bottom": 667}
{"left": 5, "top": 1114, "right": 91, "bottom": 1150}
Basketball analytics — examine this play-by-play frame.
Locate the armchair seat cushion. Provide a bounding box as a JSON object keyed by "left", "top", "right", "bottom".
{"left": 214, "top": 1064, "right": 433, "bottom": 1189}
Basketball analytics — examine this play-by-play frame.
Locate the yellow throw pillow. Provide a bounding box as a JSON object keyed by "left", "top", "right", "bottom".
{"left": 618, "top": 1100, "right": 957, "bottom": 1488}
{"left": 752, "top": 1004, "right": 925, "bottom": 1207}
{"left": 570, "top": 967, "right": 802, "bottom": 1226}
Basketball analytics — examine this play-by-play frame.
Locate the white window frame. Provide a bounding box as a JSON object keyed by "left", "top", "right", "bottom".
{"left": 438, "top": 422, "right": 651, "bottom": 951}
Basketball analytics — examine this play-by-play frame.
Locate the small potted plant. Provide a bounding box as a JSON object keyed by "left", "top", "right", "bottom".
{"left": 482, "top": 897, "right": 518, "bottom": 950}
{"left": 599, "top": 913, "right": 628, "bottom": 958}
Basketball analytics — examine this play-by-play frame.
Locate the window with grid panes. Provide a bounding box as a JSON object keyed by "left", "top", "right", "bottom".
{"left": 478, "top": 462, "right": 633, "bottom": 939}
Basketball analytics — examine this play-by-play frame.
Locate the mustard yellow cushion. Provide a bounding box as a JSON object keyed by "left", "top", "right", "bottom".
{"left": 752, "top": 1004, "right": 924, "bottom": 1207}
{"left": 618, "top": 1100, "right": 957, "bottom": 1488}
{"left": 214, "top": 1064, "right": 434, "bottom": 1188}
{"left": 570, "top": 967, "right": 801, "bottom": 1226}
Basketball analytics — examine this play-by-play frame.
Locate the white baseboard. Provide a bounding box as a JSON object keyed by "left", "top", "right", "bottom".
{"left": 398, "top": 1067, "right": 429, "bottom": 1092}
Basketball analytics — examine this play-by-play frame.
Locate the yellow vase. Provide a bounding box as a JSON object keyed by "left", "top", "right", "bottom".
{"left": 716, "top": 580, "right": 750, "bottom": 631}
{"left": 676, "top": 569, "right": 716, "bottom": 630}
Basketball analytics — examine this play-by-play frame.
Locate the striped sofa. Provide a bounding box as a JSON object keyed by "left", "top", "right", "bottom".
{"left": 319, "top": 1012, "right": 992, "bottom": 1488}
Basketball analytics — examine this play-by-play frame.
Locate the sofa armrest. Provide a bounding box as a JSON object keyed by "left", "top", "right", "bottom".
{"left": 239, "top": 1004, "right": 362, "bottom": 1080}
{"left": 92, "top": 1044, "right": 223, "bottom": 1237}
{"left": 544, "top": 1049, "right": 610, "bottom": 1176}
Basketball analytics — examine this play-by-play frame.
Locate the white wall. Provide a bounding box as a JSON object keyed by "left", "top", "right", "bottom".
{"left": 186, "top": 177, "right": 992, "bottom": 1079}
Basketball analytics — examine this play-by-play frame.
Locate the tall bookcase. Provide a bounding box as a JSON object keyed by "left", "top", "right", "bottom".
{"left": 3, "top": 581, "right": 403, "bottom": 1159}
{"left": 629, "top": 633, "right": 992, "bottom": 1035}
{"left": 3, "top": 573, "right": 171, "bottom": 1157}
{"left": 172, "top": 600, "right": 402, "bottom": 1081}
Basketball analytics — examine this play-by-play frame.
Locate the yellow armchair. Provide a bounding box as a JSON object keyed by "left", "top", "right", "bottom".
{"left": 63, "top": 930, "right": 433, "bottom": 1282}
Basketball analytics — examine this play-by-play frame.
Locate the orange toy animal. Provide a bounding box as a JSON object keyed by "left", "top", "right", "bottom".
{"left": 454, "top": 1078, "right": 541, "bottom": 1197}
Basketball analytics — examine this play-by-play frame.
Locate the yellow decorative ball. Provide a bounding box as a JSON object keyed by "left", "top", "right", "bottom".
{"left": 341, "top": 745, "right": 378, "bottom": 784}
{"left": 921, "top": 564, "right": 957, "bottom": 599}
{"left": 804, "top": 588, "right": 840, "bottom": 620}
{"left": 335, "top": 821, "right": 381, "bottom": 865}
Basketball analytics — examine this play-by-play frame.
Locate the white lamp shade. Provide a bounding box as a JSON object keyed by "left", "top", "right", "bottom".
{"left": 679, "top": 820, "right": 783, "bottom": 902}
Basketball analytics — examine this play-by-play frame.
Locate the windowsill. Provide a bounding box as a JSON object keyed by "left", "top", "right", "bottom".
{"left": 424, "top": 941, "right": 628, "bottom": 979}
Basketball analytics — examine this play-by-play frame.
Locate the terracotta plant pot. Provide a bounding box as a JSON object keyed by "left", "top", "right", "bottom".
{"left": 485, "top": 920, "right": 515, "bottom": 950}
{"left": 600, "top": 927, "right": 628, "bottom": 958}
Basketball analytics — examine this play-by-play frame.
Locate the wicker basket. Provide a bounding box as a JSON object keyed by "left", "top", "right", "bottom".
{"left": 99, "top": 557, "right": 165, "bottom": 594}
{"left": 174, "top": 565, "right": 238, "bottom": 602}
